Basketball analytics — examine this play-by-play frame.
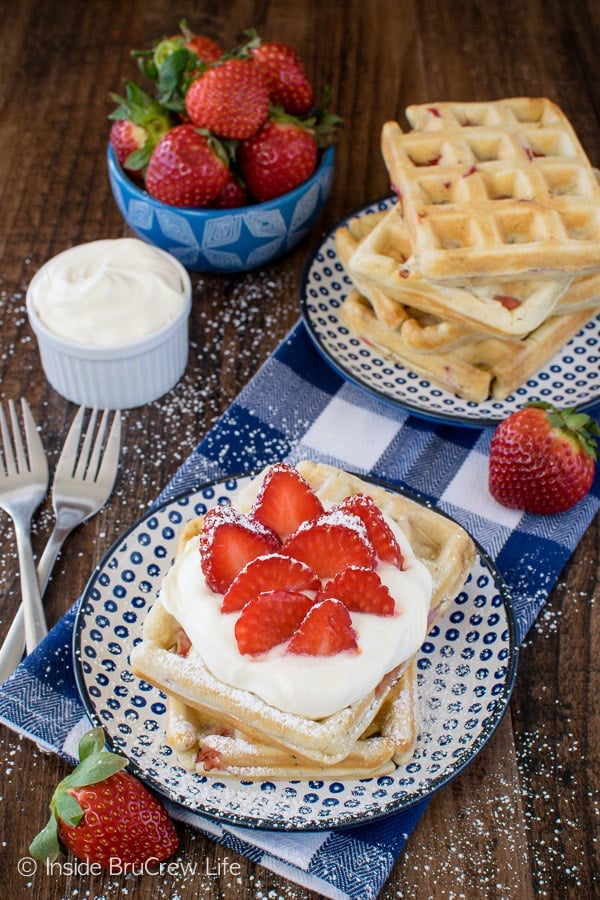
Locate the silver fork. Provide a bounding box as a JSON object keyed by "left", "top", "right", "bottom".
{"left": 0, "top": 406, "right": 121, "bottom": 681}
{"left": 0, "top": 399, "right": 49, "bottom": 653}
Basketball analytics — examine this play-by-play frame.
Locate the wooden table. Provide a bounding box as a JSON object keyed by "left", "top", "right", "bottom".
{"left": 1, "top": 1, "right": 598, "bottom": 897}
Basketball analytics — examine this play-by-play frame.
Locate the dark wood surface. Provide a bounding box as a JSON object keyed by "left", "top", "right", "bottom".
{"left": 1, "top": 1, "right": 598, "bottom": 897}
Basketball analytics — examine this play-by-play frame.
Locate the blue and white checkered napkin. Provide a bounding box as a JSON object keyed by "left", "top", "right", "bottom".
{"left": 1, "top": 321, "right": 599, "bottom": 900}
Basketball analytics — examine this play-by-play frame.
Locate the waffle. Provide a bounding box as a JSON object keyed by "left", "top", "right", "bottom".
{"left": 342, "top": 204, "right": 579, "bottom": 338}
{"left": 381, "top": 98, "right": 600, "bottom": 282}
{"left": 130, "top": 461, "right": 476, "bottom": 777}
{"left": 165, "top": 694, "right": 398, "bottom": 778}
{"left": 335, "top": 210, "right": 600, "bottom": 402}
{"left": 340, "top": 289, "right": 599, "bottom": 402}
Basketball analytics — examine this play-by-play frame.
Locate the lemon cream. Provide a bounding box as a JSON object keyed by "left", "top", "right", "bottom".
{"left": 28, "top": 238, "right": 188, "bottom": 347}
{"left": 160, "top": 512, "right": 432, "bottom": 720}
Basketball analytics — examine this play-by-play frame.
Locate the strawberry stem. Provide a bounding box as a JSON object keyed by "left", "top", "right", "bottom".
{"left": 528, "top": 401, "right": 599, "bottom": 460}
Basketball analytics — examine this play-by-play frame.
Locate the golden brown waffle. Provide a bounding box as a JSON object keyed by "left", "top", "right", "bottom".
{"left": 342, "top": 204, "right": 579, "bottom": 338}
{"left": 166, "top": 694, "right": 398, "bottom": 778}
{"left": 130, "top": 461, "right": 476, "bottom": 777}
{"left": 339, "top": 289, "right": 599, "bottom": 402}
{"left": 335, "top": 209, "right": 600, "bottom": 402}
{"left": 381, "top": 98, "right": 600, "bottom": 282}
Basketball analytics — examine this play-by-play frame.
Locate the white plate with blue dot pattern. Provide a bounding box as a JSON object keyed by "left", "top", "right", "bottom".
{"left": 300, "top": 197, "right": 600, "bottom": 428}
{"left": 73, "top": 474, "right": 518, "bottom": 832}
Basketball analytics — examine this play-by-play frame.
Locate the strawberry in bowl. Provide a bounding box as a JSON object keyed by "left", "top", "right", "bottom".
{"left": 107, "top": 24, "right": 340, "bottom": 272}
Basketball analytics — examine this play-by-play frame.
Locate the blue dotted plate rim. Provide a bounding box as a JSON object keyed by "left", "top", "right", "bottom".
{"left": 300, "top": 197, "right": 600, "bottom": 429}
{"left": 72, "top": 471, "right": 519, "bottom": 832}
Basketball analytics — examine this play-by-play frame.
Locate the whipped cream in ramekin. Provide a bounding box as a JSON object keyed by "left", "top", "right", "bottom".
{"left": 160, "top": 511, "right": 432, "bottom": 720}
{"left": 28, "top": 238, "right": 188, "bottom": 347}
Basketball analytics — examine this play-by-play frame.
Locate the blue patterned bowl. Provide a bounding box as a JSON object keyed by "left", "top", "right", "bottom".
{"left": 107, "top": 143, "right": 335, "bottom": 273}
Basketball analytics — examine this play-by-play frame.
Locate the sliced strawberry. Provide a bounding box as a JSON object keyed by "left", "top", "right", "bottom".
{"left": 336, "top": 494, "right": 404, "bottom": 567}
{"left": 318, "top": 566, "right": 396, "bottom": 616}
{"left": 286, "top": 598, "right": 358, "bottom": 656}
{"left": 250, "top": 462, "right": 324, "bottom": 540}
{"left": 282, "top": 510, "right": 375, "bottom": 578}
{"left": 234, "top": 589, "right": 315, "bottom": 655}
{"left": 199, "top": 505, "right": 280, "bottom": 593}
{"left": 222, "top": 552, "right": 320, "bottom": 612}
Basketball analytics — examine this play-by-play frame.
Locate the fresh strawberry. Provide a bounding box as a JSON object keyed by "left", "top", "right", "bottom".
{"left": 318, "top": 566, "right": 396, "bottom": 616}
{"left": 282, "top": 510, "right": 376, "bottom": 578}
{"left": 151, "top": 34, "right": 221, "bottom": 73}
{"left": 488, "top": 401, "right": 599, "bottom": 514}
{"left": 235, "top": 589, "right": 315, "bottom": 655}
{"left": 133, "top": 21, "right": 222, "bottom": 112}
{"left": 29, "top": 727, "right": 178, "bottom": 868}
{"left": 109, "top": 119, "right": 148, "bottom": 174}
{"left": 109, "top": 81, "right": 171, "bottom": 173}
{"left": 250, "top": 462, "right": 324, "bottom": 540}
{"left": 145, "top": 123, "right": 230, "bottom": 207}
{"left": 200, "top": 505, "right": 280, "bottom": 593}
{"left": 250, "top": 38, "right": 314, "bottom": 114}
{"left": 287, "top": 597, "right": 358, "bottom": 656}
{"left": 177, "top": 20, "right": 223, "bottom": 64}
{"left": 238, "top": 115, "right": 318, "bottom": 201}
{"left": 336, "top": 494, "right": 404, "bottom": 567}
{"left": 207, "top": 167, "right": 251, "bottom": 208}
{"left": 222, "top": 552, "right": 320, "bottom": 612}
{"left": 185, "top": 57, "right": 270, "bottom": 139}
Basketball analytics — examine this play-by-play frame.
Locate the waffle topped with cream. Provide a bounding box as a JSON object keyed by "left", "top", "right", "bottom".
{"left": 130, "top": 460, "right": 476, "bottom": 778}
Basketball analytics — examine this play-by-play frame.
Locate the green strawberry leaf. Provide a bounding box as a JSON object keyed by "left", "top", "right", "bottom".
{"left": 29, "top": 812, "right": 62, "bottom": 862}
{"left": 131, "top": 47, "right": 159, "bottom": 82}
{"left": 77, "top": 726, "right": 105, "bottom": 761}
{"left": 53, "top": 789, "right": 84, "bottom": 828}
{"left": 60, "top": 750, "right": 127, "bottom": 790}
{"left": 125, "top": 146, "right": 152, "bottom": 171}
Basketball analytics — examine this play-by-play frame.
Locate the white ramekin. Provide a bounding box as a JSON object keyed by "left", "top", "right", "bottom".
{"left": 26, "top": 242, "right": 192, "bottom": 409}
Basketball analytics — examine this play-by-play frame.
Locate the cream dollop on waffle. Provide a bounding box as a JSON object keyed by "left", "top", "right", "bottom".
{"left": 160, "top": 502, "right": 432, "bottom": 720}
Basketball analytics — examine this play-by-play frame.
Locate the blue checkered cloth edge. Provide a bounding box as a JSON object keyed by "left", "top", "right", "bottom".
{"left": 1, "top": 321, "right": 598, "bottom": 900}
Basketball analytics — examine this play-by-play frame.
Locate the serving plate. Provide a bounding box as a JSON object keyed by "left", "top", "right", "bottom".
{"left": 300, "top": 197, "right": 600, "bottom": 427}
{"left": 73, "top": 474, "right": 518, "bottom": 831}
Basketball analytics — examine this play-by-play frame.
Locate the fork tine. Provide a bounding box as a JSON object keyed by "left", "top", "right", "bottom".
{"left": 21, "top": 398, "right": 47, "bottom": 473}
{"left": 96, "top": 410, "right": 121, "bottom": 485}
{"left": 55, "top": 405, "right": 86, "bottom": 478}
{"left": 8, "top": 400, "right": 28, "bottom": 474}
{"left": 86, "top": 409, "right": 110, "bottom": 481}
{"left": 0, "top": 402, "right": 17, "bottom": 476}
{"left": 0, "top": 404, "right": 13, "bottom": 477}
{"left": 74, "top": 408, "right": 98, "bottom": 480}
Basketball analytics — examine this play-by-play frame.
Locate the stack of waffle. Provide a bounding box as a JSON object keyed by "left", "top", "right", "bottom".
{"left": 336, "top": 98, "right": 600, "bottom": 402}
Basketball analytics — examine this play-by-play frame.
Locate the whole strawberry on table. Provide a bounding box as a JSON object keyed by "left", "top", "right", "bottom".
{"left": 29, "top": 726, "right": 178, "bottom": 868}
{"left": 109, "top": 22, "right": 341, "bottom": 209}
{"left": 488, "top": 401, "right": 599, "bottom": 515}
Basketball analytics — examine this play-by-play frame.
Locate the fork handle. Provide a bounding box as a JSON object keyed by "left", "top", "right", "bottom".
{"left": 13, "top": 520, "right": 48, "bottom": 652}
{"left": 0, "top": 606, "right": 26, "bottom": 682}
{"left": 0, "top": 522, "right": 72, "bottom": 683}
{"left": 37, "top": 521, "right": 73, "bottom": 592}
